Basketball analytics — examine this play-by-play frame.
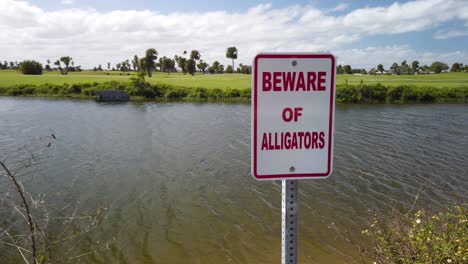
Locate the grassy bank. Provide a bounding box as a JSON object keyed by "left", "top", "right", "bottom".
{"left": 1, "top": 70, "right": 467, "bottom": 103}
{"left": 1, "top": 70, "right": 467, "bottom": 89}
{"left": 336, "top": 83, "right": 468, "bottom": 103}
{"left": 0, "top": 81, "right": 251, "bottom": 102}
{"left": 1, "top": 80, "right": 467, "bottom": 103}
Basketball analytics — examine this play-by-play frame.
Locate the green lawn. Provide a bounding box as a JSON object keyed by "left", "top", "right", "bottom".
{"left": 338, "top": 72, "right": 468, "bottom": 87}
{"left": 0, "top": 70, "right": 466, "bottom": 89}
{"left": 0, "top": 70, "right": 135, "bottom": 86}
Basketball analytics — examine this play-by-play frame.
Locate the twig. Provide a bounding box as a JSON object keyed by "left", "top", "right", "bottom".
{"left": 0, "top": 161, "right": 38, "bottom": 264}
{"left": 409, "top": 182, "right": 426, "bottom": 213}
{"left": 0, "top": 229, "right": 31, "bottom": 264}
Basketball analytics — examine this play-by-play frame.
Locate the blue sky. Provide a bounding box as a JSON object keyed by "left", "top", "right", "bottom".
{"left": 1, "top": 0, "right": 467, "bottom": 69}
{"left": 29, "top": 0, "right": 399, "bottom": 12}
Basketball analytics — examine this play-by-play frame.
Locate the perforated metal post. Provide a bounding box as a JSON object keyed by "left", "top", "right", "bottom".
{"left": 282, "top": 180, "right": 298, "bottom": 264}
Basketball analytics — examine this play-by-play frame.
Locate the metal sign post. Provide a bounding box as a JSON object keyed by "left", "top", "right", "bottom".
{"left": 251, "top": 53, "right": 336, "bottom": 264}
{"left": 282, "top": 180, "right": 298, "bottom": 264}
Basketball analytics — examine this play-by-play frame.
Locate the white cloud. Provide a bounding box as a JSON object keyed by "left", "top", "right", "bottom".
{"left": 341, "top": 0, "right": 468, "bottom": 34}
{"left": 0, "top": 0, "right": 466, "bottom": 68}
{"left": 434, "top": 29, "right": 468, "bottom": 39}
{"left": 335, "top": 45, "right": 468, "bottom": 69}
{"left": 328, "top": 3, "right": 350, "bottom": 13}
{"left": 61, "top": 0, "right": 74, "bottom": 5}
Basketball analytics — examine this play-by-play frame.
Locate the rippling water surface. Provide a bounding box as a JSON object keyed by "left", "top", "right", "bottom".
{"left": 0, "top": 98, "right": 467, "bottom": 263}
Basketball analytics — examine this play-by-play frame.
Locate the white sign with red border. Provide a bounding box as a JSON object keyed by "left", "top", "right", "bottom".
{"left": 251, "top": 53, "right": 336, "bottom": 180}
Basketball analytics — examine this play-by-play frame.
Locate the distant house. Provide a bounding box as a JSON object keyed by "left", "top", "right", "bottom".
{"left": 95, "top": 90, "right": 130, "bottom": 102}
{"left": 419, "top": 70, "right": 435, "bottom": 75}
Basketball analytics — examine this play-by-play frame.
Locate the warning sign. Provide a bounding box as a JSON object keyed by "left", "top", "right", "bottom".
{"left": 251, "top": 53, "right": 336, "bottom": 180}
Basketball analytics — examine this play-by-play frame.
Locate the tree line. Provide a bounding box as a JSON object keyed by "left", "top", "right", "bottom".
{"left": 7, "top": 56, "right": 82, "bottom": 75}
{"left": 337, "top": 61, "right": 468, "bottom": 75}
{"left": 96, "top": 47, "right": 251, "bottom": 76}
{"left": 6, "top": 51, "right": 467, "bottom": 76}
{"left": 8, "top": 46, "right": 252, "bottom": 76}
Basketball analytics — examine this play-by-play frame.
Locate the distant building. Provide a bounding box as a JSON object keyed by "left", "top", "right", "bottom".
{"left": 95, "top": 90, "right": 130, "bottom": 102}
{"left": 419, "top": 70, "right": 435, "bottom": 75}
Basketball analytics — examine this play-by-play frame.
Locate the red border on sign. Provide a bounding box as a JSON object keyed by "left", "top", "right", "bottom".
{"left": 253, "top": 54, "right": 335, "bottom": 179}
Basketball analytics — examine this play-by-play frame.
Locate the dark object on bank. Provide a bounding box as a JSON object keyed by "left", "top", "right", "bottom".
{"left": 94, "top": 90, "right": 130, "bottom": 102}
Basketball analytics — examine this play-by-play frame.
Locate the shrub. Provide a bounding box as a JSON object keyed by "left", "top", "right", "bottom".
{"left": 8, "top": 87, "right": 22, "bottom": 96}
{"left": 240, "top": 88, "right": 251, "bottom": 98}
{"left": 416, "top": 87, "right": 437, "bottom": 102}
{"left": 401, "top": 86, "right": 417, "bottom": 101}
{"left": 336, "top": 85, "right": 362, "bottom": 103}
{"left": 125, "top": 86, "right": 139, "bottom": 96}
{"left": 82, "top": 88, "right": 97, "bottom": 96}
{"left": 387, "top": 86, "right": 405, "bottom": 102}
{"left": 209, "top": 88, "right": 224, "bottom": 99}
{"left": 35, "top": 84, "right": 50, "bottom": 94}
{"left": 70, "top": 84, "right": 82, "bottom": 94}
{"left": 225, "top": 88, "right": 241, "bottom": 98}
{"left": 360, "top": 83, "right": 387, "bottom": 102}
{"left": 19, "top": 60, "right": 43, "bottom": 75}
{"left": 363, "top": 205, "right": 467, "bottom": 263}
{"left": 187, "top": 88, "right": 208, "bottom": 99}
{"left": 165, "top": 88, "right": 188, "bottom": 99}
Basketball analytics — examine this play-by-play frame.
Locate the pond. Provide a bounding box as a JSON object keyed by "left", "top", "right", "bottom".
{"left": 0, "top": 98, "right": 467, "bottom": 263}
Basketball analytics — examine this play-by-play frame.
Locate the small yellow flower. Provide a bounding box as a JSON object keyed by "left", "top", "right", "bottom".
{"left": 416, "top": 218, "right": 421, "bottom": 224}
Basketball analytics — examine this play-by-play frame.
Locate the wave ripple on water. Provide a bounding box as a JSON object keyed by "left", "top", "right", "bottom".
{"left": 0, "top": 98, "right": 467, "bottom": 263}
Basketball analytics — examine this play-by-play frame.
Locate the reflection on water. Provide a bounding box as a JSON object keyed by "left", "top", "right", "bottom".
{"left": 0, "top": 98, "right": 467, "bottom": 263}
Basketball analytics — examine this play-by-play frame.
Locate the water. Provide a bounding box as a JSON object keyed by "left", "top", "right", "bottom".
{"left": 0, "top": 97, "right": 467, "bottom": 263}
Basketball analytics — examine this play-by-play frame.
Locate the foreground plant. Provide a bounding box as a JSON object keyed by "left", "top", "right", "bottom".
{"left": 0, "top": 136, "right": 113, "bottom": 263}
{"left": 363, "top": 205, "right": 467, "bottom": 263}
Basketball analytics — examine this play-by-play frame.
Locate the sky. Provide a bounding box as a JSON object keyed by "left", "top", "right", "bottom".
{"left": 0, "top": 0, "right": 467, "bottom": 69}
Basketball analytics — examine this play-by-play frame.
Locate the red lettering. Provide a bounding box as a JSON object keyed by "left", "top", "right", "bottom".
{"left": 296, "top": 72, "right": 305, "bottom": 91}
{"left": 283, "top": 107, "right": 303, "bottom": 122}
{"left": 284, "top": 132, "right": 291, "bottom": 149}
{"left": 274, "top": 132, "right": 280, "bottom": 149}
{"left": 297, "top": 132, "right": 304, "bottom": 148}
{"left": 273, "top": 72, "right": 281, "bottom": 91}
{"left": 260, "top": 131, "right": 325, "bottom": 151}
{"left": 268, "top": 133, "right": 274, "bottom": 149}
{"left": 318, "top": 132, "right": 325, "bottom": 148}
{"left": 307, "top": 72, "right": 317, "bottom": 91}
{"left": 262, "top": 71, "right": 327, "bottom": 92}
{"left": 291, "top": 132, "right": 298, "bottom": 149}
{"left": 263, "top": 72, "right": 272, "bottom": 91}
{"left": 294, "top": 107, "right": 302, "bottom": 122}
{"left": 282, "top": 108, "right": 293, "bottom": 122}
{"left": 262, "top": 133, "right": 269, "bottom": 150}
{"left": 318, "top": 72, "right": 326, "bottom": 91}
{"left": 312, "top": 132, "right": 318, "bottom": 149}
{"left": 304, "top": 132, "right": 311, "bottom": 148}
{"left": 282, "top": 72, "right": 296, "bottom": 91}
